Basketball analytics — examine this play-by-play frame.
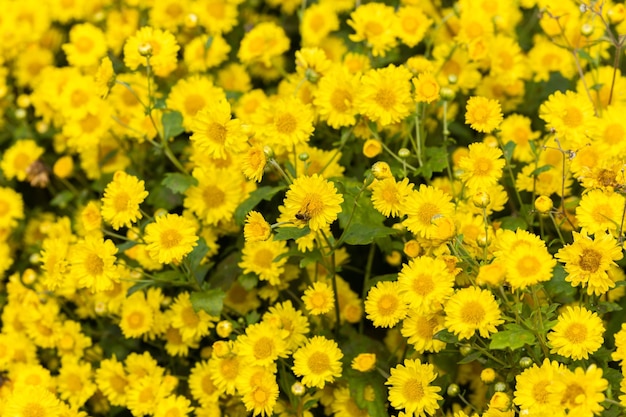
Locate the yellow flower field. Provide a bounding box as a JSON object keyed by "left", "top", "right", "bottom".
{"left": 1, "top": 0, "right": 626, "bottom": 416}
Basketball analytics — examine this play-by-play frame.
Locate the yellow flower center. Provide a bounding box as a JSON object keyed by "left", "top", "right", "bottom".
{"left": 79, "top": 113, "right": 101, "bottom": 133}
{"left": 330, "top": 88, "right": 352, "bottom": 112}
{"left": 578, "top": 249, "right": 602, "bottom": 273}
{"left": 564, "top": 322, "right": 587, "bottom": 343}
{"left": 596, "top": 169, "right": 617, "bottom": 187}
{"left": 253, "top": 337, "right": 273, "bottom": 360}
{"left": 254, "top": 387, "right": 268, "bottom": 403}
{"left": 0, "top": 200, "right": 9, "bottom": 216}
{"left": 275, "top": 113, "right": 297, "bottom": 134}
{"left": 220, "top": 357, "right": 239, "bottom": 380}
{"left": 513, "top": 127, "right": 530, "bottom": 144}
{"left": 603, "top": 123, "right": 624, "bottom": 144}
{"left": 66, "top": 373, "right": 83, "bottom": 392}
{"left": 160, "top": 229, "right": 182, "bottom": 249}
{"left": 460, "top": 301, "right": 485, "bottom": 325}
{"left": 202, "top": 375, "right": 216, "bottom": 395}
{"left": 563, "top": 107, "right": 583, "bottom": 127}
{"left": 113, "top": 192, "right": 130, "bottom": 212}
{"left": 166, "top": 3, "right": 183, "bottom": 18}
{"left": 110, "top": 374, "right": 127, "bottom": 394}
{"left": 364, "top": 21, "right": 384, "bottom": 36}
{"left": 202, "top": 185, "right": 225, "bottom": 208}
{"left": 308, "top": 14, "right": 325, "bottom": 32}
{"left": 374, "top": 87, "right": 396, "bottom": 110}
{"left": 311, "top": 292, "right": 327, "bottom": 308}
{"left": 183, "top": 94, "right": 205, "bottom": 117}
{"left": 591, "top": 204, "right": 612, "bottom": 224}
{"left": 416, "top": 317, "right": 436, "bottom": 338}
{"left": 378, "top": 294, "right": 399, "bottom": 315}
{"left": 532, "top": 380, "right": 550, "bottom": 404}
{"left": 382, "top": 185, "right": 400, "bottom": 204}
{"left": 127, "top": 311, "right": 145, "bottom": 329}
{"left": 307, "top": 351, "right": 330, "bottom": 374}
{"left": 401, "top": 15, "right": 418, "bottom": 33}
{"left": 465, "top": 21, "right": 484, "bottom": 39}
{"left": 166, "top": 327, "right": 182, "bottom": 344}
{"left": 207, "top": 122, "right": 227, "bottom": 145}
{"left": 182, "top": 306, "right": 199, "bottom": 327}
{"left": 139, "top": 386, "right": 155, "bottom": 403}
{"left": 25, "top": 374, "right": 42, "bottom": 385}
{"left": 23, "top": 403, "right": 46, "bottom": 417}
{"left": 562, "top": 382, "right": 585, "bottom": 407}
{"left": 75, "top": 36, "right": 94, "bottom": 53}
{"left": 58, "top": 334, "right": 75, "bottom": 351}
{"left": 165, "top": 409, "right": 182, "bottom": 417}
{"left": 14, "top": 152, "right": 31, "bottom": 171}
{"left": 85, "top": 253, "right": 104, "bottom": 276}
{"left": 403, "top": 378, "right": 425, "bottom": 401}
{"left": 412, "top": 275, "right": 434, "bottom": 296}
{"left": 206, "top": 1, "right": 225, "bottom": 19}
{"left": 71, "top": 89, "right": 89, "bottom": 108}
{"left": 516, "top": 255, "right": 540, "bottom": 276}
{"left": 253, "top": 248, "right": 274, "bottom": 269}
{"left": 498, "top": 51, "right": 514, "bottom": 70}
{"left": 417, "top": 202, "right": 439, "bottom": 226}
{"left": 419, "top": 82, "right": 438, "bottom": 99}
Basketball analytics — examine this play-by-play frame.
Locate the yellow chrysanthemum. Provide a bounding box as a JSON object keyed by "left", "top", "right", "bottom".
{"left": 348, "top": 3, "right": 398, "bottom": 57}
{"left": 244, "top": 211, "right": 271, "bottom": 242}
{"left": 397, "top": 256, "right": 456, "bottom": 314}
{"left": 401, "top": 311, "right": 446, "bottom": 354}
{"left": 238, "top": 22, "right": 290, "bottom": 66}
{"left": 62, "top": 22, "right": 107, "bottom": 68}
{"left": 166, "top": 75, "right": 227, "bottom": 131}
{"left": 143, "top": 213, "right": 198, "bottom": 264}
{"left": 237, "top": 365, "right": 279, "bottom": 417}
{"left": 241, "top": 144, "right": 267, "bottom": 183}
{"left": 458, "top": 142, "right": 505, "bottom": 191}
{"left": 302, "top": 281, "right": 335, "bottom": 316}
{"left": 402, "top": 184, "right": 455, "bottom": 239}
{"left": 498, "top": 114, "right": 540, "bottom": 163}
{"left": 444, "top": 287, "right": 504, "bottom": 340}
{"left": 69, "top": 235, "right": 119, "bottom": 292}
{"left": 119, "top": 291, "right": 155, "bottom": 339}
{"left": 168, "top": 292, "right": 215, "bottom": 344}
{"left": 386, "top": 359, "right": 442, "bottom": 417}
{"left": 236, "top": 321, "right": 289, "bottom": 367}
{"left": 278, "top": 174, "right": 343, "bottom": 232}
{"left": 123, "top": 26, "right": 180, "bottom": 77}
{"left": 292, "top": 336, "right": 343, "bottom": 389}
{"left": 313, "top": 66, "right": 360, "bottom": 129}
{"left": 56, "top": 357, "right": 97, "bottom": 408}
{"left": 370, "top": 177, "right": 414, "bottom": 218}
{"left": 575, "top": 189, "right": 625, "bottom": 235}
{"left": 190, "top": 98, "right": 248, "bottom": 159}
{"left": 239, "top": 238, "right": 289, "bottom": 286}
{"left": 365, "top": 280, "right": 408, "bottom": 328}
{"left": 95, "top": 356, "right": 129, "bottom": 407}
{"left": 465, "top": 96, "right": 504, "bottom": 133}
{"left": 413, "top": 72, "right": 440, "bottom": 104}
{"left": 3, "top": 385, "right": 62, "bottom": 417}
{"left": 514, "top": 359, "right": 563, "bottom": 415}
{"left": 539, "top": 90, "right": 597, "bottom": 147}
{"left": 547, "top": 365, "right": 607, "bottom": 416}
{"left": 0, "top": 139, "right": 44, "bottom": 181}
{"left": 101, "top": 171, "right": 149, "bottom": 230}
{"left": 547, "top": 305, "right": 604, "bottom": 360}
{"left": 188, "top": 360, "right": 220, "bottom": 407}
{"left": 300, "top": 3, "right": 339, "bottom": 46}
{"left": 356, "top": 65, "right": 414, "bottom": 126}
{"left": 154, "top": 395, "right": 194, "bottom": 417}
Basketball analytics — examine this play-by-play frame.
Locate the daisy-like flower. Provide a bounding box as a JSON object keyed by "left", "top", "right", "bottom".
{"left": 278, "top": 174, "right": 343, "bottom": 232}
{"left": 0, "top": 186, "right": 24, "bottom": 230}
{"left": 548, "top": 365, "right": 607, "bottom": 416}
{"left": 395, "top": 6, "right": 432, "bottom": 48}
{"left": 95, "top": 56, "right": 115, "bottom": 99}
{"left": 101, "top": 171, "right": 149, "bottom": 230}
{"left": 69, "top": 235, "right": 119, "bottom": 292}
{"left": 348, "top": 3, "right": 398, "bottom": 57}
{"left": 413, "top": 72, "right": 440, "bottom": 104}
{"left": 244, "top": 211, "right": 271, "bottom": 242}
{"left": 547, "top": 305, "right": 604, "bottom": 360}
{"left": 575, "top": 189, "right": 625, "bottom": 235}
{"left": 370, "top": 177, "right": 414, "bottom": 218}
{"left": 123, "top": 26, "right": 180, "bottom": 77}
{"left": 166, "top": 75, "right": 227, "bottom": 131}
{"left": 401, "top": 311, "right": 446, "bottom": 353}
{"left": 236, "top": 321, "right": 289, "bottom": 367}
{"left": 402, "top": 184, "right": 455, "bottom": 239}
{"left": 184, "top": 34, "right": 231, "bottom": 73}
{"left": 351, "top": 353, "right": 377, "bottom": 372}
{"left": 95, "top": 356, "right": 129, "bottom": 407}
{"left": 539, "top": 90, "right": 597, "bottom": 147}
{"left": 0, "top": 139, "right": 44, "bottom": 181}
{"left": 514, "top": 359, "right": 563, "bottom": 415}
{"left": 302, "top": 281, "right": 335, "bottom": 315}
{"left": 444, "top": 287, "right": 504, "bottom": 340}
{"left": 498, "top": 114, "right": 540, "bottom": 163}
{"left": 241, "top": 144, "right": 267, "bottom": 183}
{"left": 119, "top": 291, "right": 155, "bottom": 339}
{"left": 313, "top": 66, "right": 360, "bottom": 129}
{"left": 261, "top": 96, "right": 315, "bottom": 149}
{"left": 386, "top": 358, "right": 442, "bottom": 417}
{"left": 155, "top": 395, "right": 194, "bottom": 417}
{"left": 189, "top": 360, "right": 220, "bottom": 407}
{"left": 168, "top": 292, "right": 215, "bottom": 344}
{"left": 62, "top": 22, "right": 107, "bottom": 68}
{"left": 300, "top": 3, "right": 339, "bottom": 46}
{"left": 365, "top": 280, "right": 408, "bottom": 328}
{"left": 262, "top": 300, "right": 310, "bottom": 352}
{"left": 143, "top": 213, "right": 198, "bottom": 264}
{"left": 238, "top": 22, "right": 290, "bottom": 66}
{"left": 190, "top": 98, "right": 248, "bottom": 159}
{"left": 3, "top": 385, "right": 62, "bottom": 417}
{"left": 458, "top": 142, "right": 505, "bottom": 191}
{"left": 356, "top": 65, "right": 414, "bottom": 126}
{"left": 239, "top": 239, "right": 289, "bottom": 285}
{"left": 237, "top": 366, "right": 280, "bottom": 417}
{"left": 292, "top": 336, "right": 343, "bottom": 389}
{"left": 556, "top": 231, "right": 623, "bottom": 295}
{"left": 465, "top": 96, "right": 503, "bottom": 133}
{"left": 397, "top": 256, "right": 455, "bottom": 314}
{"left": 57, "top": 356, "right": 97, "bottom": 408}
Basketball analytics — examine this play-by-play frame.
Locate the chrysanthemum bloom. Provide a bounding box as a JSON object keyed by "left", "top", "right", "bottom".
{"left": 96, "top": 356, "right": 129, "bottom": 407}
{"left": 356, "top": 65, "right": 414, "bottom": 126}
{"left": 514, "top": 359, "right": 563, "bottom": 415}
{"left": 401, "top": 311, "right": 446, "bottom": 353}
{"left": 444, "top": 287, "right": 503, "bottom": 340}
{"left": 168, "top": 292, "right": 215, "bottom": 344}
{"left": 69, "top": 235, "right": 119, "bottom": 292}
{"left": 370, "top": 177, "right": 414, "bottom": 218}
{"left": 237, "top": 366, "right": 279, "bottom": 417}
{"left": 238, "top": 22, "right": 290, "bottom": 66}
{"left": 465, "top": 96, "right": 503, "bottom": 133}
{"left": 556, "top": 232, "right": 623, "bottom": 295}
{"left": 397, "top": 256, "right": 455, "bottom": 314}
{"left": 295, "top": 144, "right": 345, "bottom": 179}
{"left": 154, "top": 395, "right": 194, "bottom": 417}
{"left": 208, "top": 350, "right": 241, "bottom": 395}
{"left": 362, "top": 139, "right": 382, "bottom": 158}
{"left": 302, "top": 281, "right": 335, "bottom": 315}
{"left": 292, "top": 336, "right": 343, "bottom": 389}
{"left": 300, "top": 3, "right": 339, "bottom": 46}
{"left": 575, "top": 189, "right": 625, "bottom": 235}
{"left": 143, "top": 213, "right": 198, "bottom": 264}
{"left": 101, "top": 171, "right": 148, "bottom": 230}
{"left": 547, "top": 365, "right": 607, "bottom": 416}
{"left": 3, "top": 385, "right": 62, "bottom": 417}
{"left": 235, "top": 321, "right": 289, "bottom": 367}
{"left": 386, "top": 358, "right": 442, "bottom": 416}
{"left": 239, "top": 238, "right": 289, "bottom": 285}
{"left": 402, "top": 184, "right": 455, "bottom": 239}
{"left": 395, "top": 6, "right": 432, "bottom": 48}
{"left": 242, "top": 144, "right": 267, "bottom": 183}
{"left": 120, "top": 291, "right": 155, "bottom": 339}
{"left": 126, "top": 375, "right": 173, "bottom": 417}
{"left": 365, "top": 280, "right": 408, "bottom": 328}
{"left": 39, "top": 238, "right": 70, "bottom": 290}
{"left": 57, "top": 356, "right": 97, "bottom": 408}
{"left": 189, "top": 360, "right": 220, "bottom": 407}
{"left": 260, "top": 96, "right": 315, "bottom": 149}
{"left": 498, "top": 114, "right": 540, "bottom": 163}
{"left": 612, "top": 323, "right": 626, "bottom": 370}
{"left": 348, "top": 3, "right": 398, "bottom": 57}
{"left": 278, "top": 174, "right": 343, "bottom": 232}
{"left": 184, "top": 34, "right": 231, "bottom": 73}
{"left": 547, "top": 305, "right": 604, "bottom": 360}
{"left": 331, "top": 386, "right": 370, "bottom": 416}
{"left": 62, "top": 22, "right": 107, "bottom": 68}
{"left": 0, "top": 139, "right": 44, "bottom": 181}
{"left": 123, "top": 26, "right": 180, "bottom": 77}
{"left": 539, "top": 90, "right": 598, "bottom": 147}
{"left": 313, "top": 66, "right": 360, "bottom": 129}
{"left": 458, "top": 142, "right": 505, "bottom": 191}
{"left": 244, "top": 211, "right": 271, "bottom": 242}
{"left": 166, "top": 75, "right": 227, "bottom": 131}
{"left": 412, "top": 72, "right": 440, "bottom": 104}
{"left": 351, "top": 353, "right": 377, "bottom": 372}
{"left": 190, "top": 99, "right": 247, "bottom": 159}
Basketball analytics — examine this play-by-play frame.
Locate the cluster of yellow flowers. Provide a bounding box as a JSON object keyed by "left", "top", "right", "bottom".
{"left": 2, "top": 0, "right": 626, "bottom": 416}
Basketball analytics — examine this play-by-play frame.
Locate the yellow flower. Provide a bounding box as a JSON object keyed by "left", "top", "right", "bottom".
{"left": 413, "top": 72, "right": 440, "bottom": 104}
{"left": 168, "top": 292, "right": 215, "bottom": 344}
{"left": 208, "top": 349, "right": 241, "bottom": 395}
{"left": 101, "top": 171, "right": 149, "bottom": 231}
{"left": 123, "top": 26, "right": 180, "bottom": 77}
{"left": 402, "top": 184, "right": 455, "bottom": 239}
{"left": 444, "top": 287, "right": 504, "bottom": 340}
{"left": 465, "top": 96, "right": 504, "bottom": 133}
{"left": 238, "top": 22, "right": 290, "bottom": 67}
{"left": 575, "top": 189, "right": 625, "bottom": 235}
{"left": 95, "top": 356, "right": 129, "bottom": 407}
{"left": 166, "top": 75, "right": 227, "bottom": 131}
{"left": 278, "top": 174, "right": 343, "bottom": 232}
{"left": 365, "top": 280, "right": 408, "bottom": 328}
{"left": 192, "top": 0, "right": 239, "bottom": 35}
{"left": 143, "top": 213, "right": 198, "bottom": 264}
{"left": 56, "top": 356, "right": 97, "bottom": 408}
{"left": 539, "top": 90, "right": 597, "bottom": 147}
{"left": 401, "top": 311, "right": 446, "bottom": 353}
{"left": 300, "top": 3, "right": 339, "bottom": 46}
{"left": 395, "top": 6, "right": 432, "bottom": 47}
{"left": 313, "top": 66, "right": 360, "bottom": 129}
{"left": 547, "top": 305, "right": 604, "bottom": 360}
{"left": 498, "top": 114, "right": 540, "bottom": 163}
{"left": 292, "top": 336, "right": 343, "bottom": 389}
{"left": 0, "top": 186, "right": 24, "bottom": 230}
{"left": 0, "top": 139, "right": 44, "bottom": 181}
{"left": 154, "top": 395, "right": 194, "bottom": 417}
{"left": 397, "top": 256, "right": 455, "bottom": 314}
{"left": 351, "top": 353, "right": 377, "bottom": 372}
{"left": 514, "top": 359, "right": 563, "bottom": 415}
{"left": 190, "top": 98, "right": 247, "bottom": 159}
{"left": 239, "top": 239, "right": 289, "bottom": 285}
{"left": 302, "top": 281, "right": 334, "bottom": 316}
{"left": 188, "top": 360, "right": 220, "bottom": 407}
{"left": 3, "top": 385, "right": 62, "bottom": 417}
{"left": 62, "top": 22, "right": 107, "bottom": 68}
{"left": 356, "top": 65, "right": 414, "bottom": 126}
{"left": 119, "top": 291, "right": 155, "bottom": 339}
{"left": 386, "top": 358, "right": 442, "bottom": 416}
{"left": 69, "top": 235, "right": 119, "bottom": 292}
{"left": 362, "top": 139, "right": 383, "bottom": 158}
{"left": 241, "top": 144, "right": 267, "bottom": 183}
{"left": 459, "top": 142, "right": 505, "bottom": 191}
{"left": 259, "top": 96, "right": 315, "bottom": 149}
{"left": 348, "top": 3, "right": 398, "bottom": 57}
{"left": 262, "top": 300, "right": 310, "bottom": 352}
{"left": 244, "top": 211, "right": 271, "bottom": 242}
{"left": 236, "top": 321, "right": 289, "bottom": 367}
{"left": 547, "top": 365, "right": 607, "bottom": 416}
{"left": 184, "top": 33, "right": 231, "bottom": 72}
{"left": 237, "top": 366, "right": 279, "bottom": 417}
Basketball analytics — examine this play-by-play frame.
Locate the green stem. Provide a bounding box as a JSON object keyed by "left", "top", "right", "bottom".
{"left": 359, "top": 244, "right": 376, "bottom": 335}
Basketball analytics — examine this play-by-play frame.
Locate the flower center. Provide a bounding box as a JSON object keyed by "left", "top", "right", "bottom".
{"left": 307, "top": 351, "right": 330, "bottom": 374}
{"left": 562, "top": 383, "right": 585, "bottom": 407}
{"left": 330, "top": 88, "right": 352, "bottom": 112}
{"left": 311, "top": 292, "right": 327, "bottom": 308}
{"left": 113, "top": 192, "right": 130, "bottom": 212}
{"left": 253, "top": 337, "right": 273, "bottom": 360}
{"left": 412, "top": 275, "right": 434, "bottom": 296}
{"left": 220, "top": 357, "right": 239, "bottom": 380}
{"left": 23, "top": 403, "right": 46, "bottom": 417}
{"left": 182, "top": 306, "right": 199, "bottom": 327}
{"left": 403, "top": 378, "right": 425, "bottom": 401}
{"left": 75, "top": 36, "right": 94, "bottom": 53}
{"left": 275, "top": 113, "right": 297, "bottom": 134}
{"left": 184, "top": 94, "right": 205, "bottom": 117}
{"left": 378, "top": 294, "right": 399, "bottom": 315}
{"left": 202, "top": 185, "right": 225, "bottom": 208}
{"left": 579, "top": 248, "right": 601, "bottom": 273}
{"left": 565, "top": 322, "right": 587, "bottom": 343}
{"left": 532, "top": 380, "right": 550, "bottom": 404}
{"left": 253, "top": 248, "right": 274, "bottom": 269}
{"left": 85, "top": 253, "right": 104, "bottom": 276}
{"left": 160, "top": 229, "right": 182, "bottom": 249}
{"left": 202, "top": 375, "right": 216, "bottom": 395}
{"left": 563, "top": 107, "right": 583, "bottom": 127}
{"left": 374, "top": 88, "right": 395, "bottom": 109}
{"left": 127, "top": 311, "right": 145, "bottom": 329}
{"left": 460, "top": 301, "right": 485, "bottom": 325}
{"left": 603, "top": 123, "right": 624, "bottom": 144}
{"left": 254, "top": 387, "right": 268, "bottom": 403}
{"left": 111, "top": 374, "right": 127, "bottom": 393}
{"left": 516, "top": 255, "right": 540, "bottom": 276}
{"left": 66, "top": 373, "right": 83, "bottom": 392}
{"left": 417, "top": 202, "right": 439, "bottom": 226}
{"left": 591, "top": 204, "right": 612, "bottom": 224}
{"left": 365, "top": 21, "right": 384, "bottom": 36}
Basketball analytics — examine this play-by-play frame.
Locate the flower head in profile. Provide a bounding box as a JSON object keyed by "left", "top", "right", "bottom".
{"left": 458, "top": 142, "right": 505, "bottom": 191}
{"left": 547, "top": 305, "right": 604, "bottom": 360}
{"left": 356, "top": 65, "right": 414, "bottom": 126}
{"left": 101, "top": 171, "right": 149, "bottom": 230}
{"left": 386, "top": 358, "right": 442, "bottom": 417}
{"left": 444, "top": 286, "right": 503, "bottom": 340}
{"left": 144, "top": 213, "right": 198, "bottom": 264}
{"left": 292, "top": 336, "right": 343, "bottom": 389}
{"left": 465, "top": 96, "right": 503, "bottom": 133}
{"left": 242, "top": 144, "right": 267, "bottom": 183}
{"left": 244, "top": 211, "right": 271, "bottom": 242}
{"left": 278, "top": 174, "right": 343, "bottom": 232}
{"left": 123, "top": 26, "right": 180, "bottom": 77}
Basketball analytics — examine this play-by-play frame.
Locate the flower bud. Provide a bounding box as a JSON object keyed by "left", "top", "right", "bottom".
{"left": 447, "top": 383, "right": 460, "bottom": 397}
{"left": 494, "top": 381, "right": 507, "bottom": 392}
{"left": 291, "top": 382, "right": 306, "bottom": 396}
{"left": 371, "top": 161, "right": 392, "bottom": 180}
{"left": 138, "top": 42, "right": 153, "bottom": 57}
{"left": 398, "top": 148, "right": 411, "bottom": 158}
{"left": 472, "top": 191, "right": 491, "bottom": 209}
{"left": 480, "top": 368, "right": 496, "bottom": 384}
{"left": 519, "top": 356, "right": 533, "bottom": 368}
{"left": 216, "top": 320, "right": 233, "bottom": 338}
{"left": 534, "top": 195, "right": 552, "bottom": 213}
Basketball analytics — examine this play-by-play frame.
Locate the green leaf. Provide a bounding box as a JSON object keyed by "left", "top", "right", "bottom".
{"left": 162, "top": 111, "right": 185, "bottom": 140}
{"left": 433, "top": 329, "right": 458, "bottom": 343}
{"left": 190, "top": 289, "right": 225, "bottom": 317}
{"left": 458, "top": 351, "right": 482, "bottom": 364}
{"left": 489, "top": 325, "right": 536, "bottom": 350}
{"left": 502, "top": 140, "right": 516, "bottom": 162}
{"left": 234, "top": 186, "right": 286, "bottom": 225}
{"left": 596, "top": 301, "right": 623, "bottom": 314}
{"left": 530, "top": 164, "right": 552, "bottom": 177}
{"left": 116, "top": 240, "right": 138, "bottom": 252}
{"left": 186, "top": 238, "right": 208, "bottom": 271}
{"left": 544, "top": 263, "right": 576, "bottom": 300}
{"left": 161, "top": 172, "right": 198, "bottom": 194}
{"left": 126, "top": 281, "right": 153, "bottom": 297}
{"left": 50, "top": 190, "right": 74, "bottom": 208}
{"left": 145, "top": 182, "right": 181, "bottom": 211}
{"left": 238, "top": 273, "right": 258, "bottom": 291}
{"left": 348, "top": 371, "right": 387, "bottom": 416}
{"left": 424, "top": 146, "right": 449, "bottom": 174}
{"left": 498, "top": 216, "right": 528, "bottom": 231}
{"left": 274, "top": 226, "right": 310, "bottom": 241}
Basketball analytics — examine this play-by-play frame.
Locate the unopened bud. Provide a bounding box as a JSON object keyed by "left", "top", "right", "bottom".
{"left": 138, "top": 42, "right": 153, "bottom": 57}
